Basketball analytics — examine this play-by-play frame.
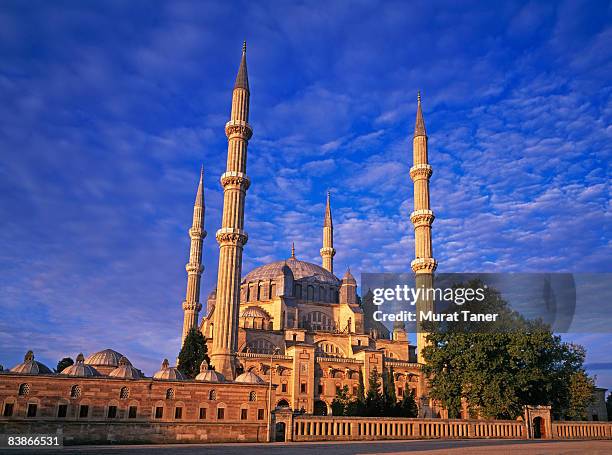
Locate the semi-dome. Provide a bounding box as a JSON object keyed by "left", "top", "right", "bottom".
{"left": 60, "top": 353, "right": 101, "bottom": 377}
{"left": 240, "top": 306, "right": 271, "bottom": 319}
{"left": 243, "top": 257, "right": 339, "bottom": 285}
{"left": 109, "top": 357, "right": 142, "bottom": 379}
{"left": 234, "top": 370, "right": 265, "bottom": 384}
{"left": 85, "top": 349, "right": 125, "bottom": 367}
{"left": 10, "top": 351, "right": 53, "bottom": 375}
{"left": 195, "top": 360, "right": 225, "bottom": 382}
{"left": 153, "top": 359, "right": 186, "bottom": 380}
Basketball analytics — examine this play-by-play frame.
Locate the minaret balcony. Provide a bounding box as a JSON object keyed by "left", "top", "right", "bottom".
{"left": 411, "top": 258, "right": 438, "bottom": 274}
{"left": 410, "top": 164, "right": 433, "bottom": 181}
{"left": 410, "top": 209, "right": 435, "bottom": 227}
{"left": 225, "top": 119, "right": 253, "bottom": 139}
{"left": 220, "top": 171, "right": 251, "bottom": 190}
{"left": 216, "top": 227, "right": 248, "bottom": 246}
{"left": 189, "top": 227, "right": 206, "bottom": 239}
{"left": 319, "top": 247, "right": 336, "bottom": 257}
{"left": 182, "top": 300, "right": 202, "bottom": 312}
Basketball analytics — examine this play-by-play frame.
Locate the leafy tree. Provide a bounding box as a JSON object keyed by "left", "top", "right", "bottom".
{"left": 177, "top": 328, "right": 209, "bottom": 378}
{"left": 56, "top": 357, "right": 74, "bottom": 373}
{"left": 422, "top": 279, "right": 595, "bottom": 420}
{"left": 606, "top": 394, "right": 612, "bottom": 421}
{"left": 566, "top": 371, "right": 595, "bottom": 421}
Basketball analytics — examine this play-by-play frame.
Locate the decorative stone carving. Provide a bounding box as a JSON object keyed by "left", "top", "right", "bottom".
{"left": 410, "top": 258, "right": 438, "bottom": 273}
{"left": 409, "top": 164, "right": 433, "bottom": 181}
{"left": 225, "top": 120, "right": 253, "bottom": 140}
{"left": 220, "top": 171, "right": 251, "bottom": 190}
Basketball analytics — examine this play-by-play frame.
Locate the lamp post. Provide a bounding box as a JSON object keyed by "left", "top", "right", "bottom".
{"left": 267, "top": 347, "right": 280, "bottom": 442}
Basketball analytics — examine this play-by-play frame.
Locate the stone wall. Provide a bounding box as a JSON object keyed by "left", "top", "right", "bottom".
{"left": 0, "top": 420, "right": 268, "bottom": 444}
{"left": 0, "top": 372, "right": 273, "bottom": 444}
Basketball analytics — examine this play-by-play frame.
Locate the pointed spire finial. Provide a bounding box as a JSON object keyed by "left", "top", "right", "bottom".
{"left": 291, "top": 242, "right": 295, "bottom": 258}
{"left": 324, "top": 191, "right": 333, "bottom": 228}
{"left": 414, "top": 91, "right": 427, "bottom": 137}
{"left": 195, "top": 166, "right": 205, "bottom": 207}
{"left": 234, "top": 41, "right": 249, "bottom": 91}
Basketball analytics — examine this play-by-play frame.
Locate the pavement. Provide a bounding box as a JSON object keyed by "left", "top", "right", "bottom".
{"left": 4, "top": 439, "right": 612, "bottom": 455}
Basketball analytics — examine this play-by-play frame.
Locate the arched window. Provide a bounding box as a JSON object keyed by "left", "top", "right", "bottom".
{"left": 120, "top": 387, "right": 129, "bottom": 399}
{"left": 305, "top": 312, "right": 333, "bottom": 331}
{"left": 277, "top": 399, "right": 290, "bottom": 408}
{"left": 245, "top": 338, "right": 278, "bottom": 354}
{"left": 166, "top": 388, "right": 174, "bottom": 400}
{"left": 70, "top": 385, "right": 81, "bottom": 399}
{"left": 18, "top": 383, "right": 30, "bottom": 396}
{"left": 209, "top": 390, "right": 217, "bottom": 401}
{"left": 315, "top": 341, "right": 345, "bottom": 358}
{"left": 294, "top": 284, "right": 302, "bottom": 298}
{"left": 320, "top": 286, "right": 326, "bottom": 301}
{"left": 307, "top": 285, "right": 314, "bottom": 300}
{"left": 249, "top": 391, "right": 257, "bottom": 402}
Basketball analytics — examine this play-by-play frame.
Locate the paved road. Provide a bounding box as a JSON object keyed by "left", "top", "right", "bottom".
{"left": 6, "top": 439, "right": 612, "bottom": 455}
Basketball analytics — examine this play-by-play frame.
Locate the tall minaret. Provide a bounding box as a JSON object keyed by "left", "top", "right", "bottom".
{"left": 320, "top": 191, "right": 335, "bottom": 273}
{"left": 181, "top": 167, "right": 206, "bottom": 346}
{"left": 210, "top": 42, "right": 252, "bottom": 379}
{"left": 410, "top": 92, "right": 437, "bottom": 363}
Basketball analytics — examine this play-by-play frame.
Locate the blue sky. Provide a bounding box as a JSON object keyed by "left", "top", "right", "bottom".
{"left": 1, "top": 1, "right": 610, "bottom": 388}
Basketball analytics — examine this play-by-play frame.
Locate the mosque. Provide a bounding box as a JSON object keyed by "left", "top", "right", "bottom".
{"left": 178, "top": 42, "right": 438, "bottom": 416}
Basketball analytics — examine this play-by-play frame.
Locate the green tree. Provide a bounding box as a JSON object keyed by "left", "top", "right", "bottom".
{"left": 364, "top": 368, "right": 384, "bottom": 416}
{"left": 331, "top": 385, "right": 350, "bottom": 416}
{"left": 422, "top": 279, "right": 595, "bottom": 420}
{"left": 357, "top": 369, "right": 366, "bottom": 402}
{"left": 399, "top": 389, "right": 419, "bottom": 417}
{"left": 383, "top": 368, "right": 399, "bottom": 416}
{"left": 177, "top": 328, "right": 209, "bottom": 379}
{"left": 606, "top": 394, "right": 612, "bottom": 421}
{"left": 56, "top": 357, "right": 74, "bottom": 373}
{"left": 565, "top": 371, "right": 595, "bottom": 421}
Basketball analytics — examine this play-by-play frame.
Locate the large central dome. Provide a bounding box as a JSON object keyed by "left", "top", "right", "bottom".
{"left": 243, "top": 257, "right": 340, "bottom": 285}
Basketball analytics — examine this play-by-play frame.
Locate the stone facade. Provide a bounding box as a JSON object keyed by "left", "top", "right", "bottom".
{"left": 0, "top": 371, "right": 273, "bottom": 444}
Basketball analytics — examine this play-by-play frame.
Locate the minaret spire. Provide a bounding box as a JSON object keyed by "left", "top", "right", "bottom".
{"left": 291, "top": 242, "right": 296, "bottom": 258}
{"left": 320, "top": 191, "right": 336, "bottom": 273}
{"left": 234, "top": 40, "right": 249, "bottom": 91}
{"left": 210, "top": 43, "right": 253, "bottom": 379}
{"left": 410, "top": 92, "right": 437, "bottom": 363}
{"left": 181, "top": 167, "right": 206, "bottom": 346}
{"left": 414, "top": 90, "right": 426, "bottom": 137}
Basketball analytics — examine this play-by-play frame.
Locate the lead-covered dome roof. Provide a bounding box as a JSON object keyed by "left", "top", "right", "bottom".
{"left": 109, "top": 357, "right": 142, "bottom": 379}
{"left": 85, "top": 349, "right": 125, "bottom": 367}
{"left": 243, "top": 257, "right": 339, "bottom": 285}
{"left": 240, "top": 306, "right": 271, "bottom": 319}
{"left": 234, "top": 370, "right": 265, "bottom": 384}
{"left": 10, "top": 351, "right": 53, "bottom": 375}
{"left": 153, "top": 359, "right": 186, "bottom": 380}
{"left": 60, "top": 353, "right": 101, "bottom": 377}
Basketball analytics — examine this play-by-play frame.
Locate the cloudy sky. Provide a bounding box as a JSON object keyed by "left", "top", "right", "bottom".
{"left": 1, "top": 1, "right": 610, "bottom": 387}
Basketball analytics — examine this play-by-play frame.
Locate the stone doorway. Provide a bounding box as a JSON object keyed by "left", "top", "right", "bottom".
{"left": 314, "top": 400, "right": 328, "bottom": 416}
{"left": 275, "top": 422, "right": 286, "bottom": 442}
{"left": 533, "top": 416, "right": 544, "bottom": 439}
